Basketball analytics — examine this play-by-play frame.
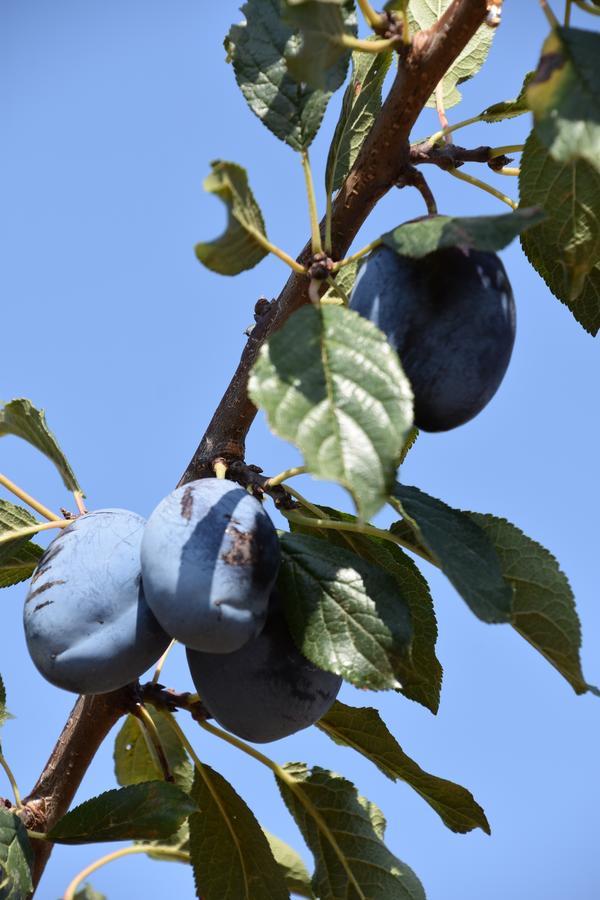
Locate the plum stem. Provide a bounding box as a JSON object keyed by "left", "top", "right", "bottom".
{"left": 497, "top": 167, "right": 520, "bottom": 176}
{"left": 301, "top": 150, "right": 322, "bottom": 255}
{"left": 416, "top": 114, "right": 483, "bottom": 148}
{"left": 151, "top": 639, "right": 177, "bottom": 685}
{"left": 539, "top": 0, "right": 560, "bottom": 26}
{"left": 0, "top": 752, "right": 23, "bottom": 808}
{"left": 445, "top": 167, "right": 518, "bottom": 209}
{"left": 213, "top": 460, "right": 228, "bottom": 480}
{"left": 0, "top": 518, "right": 72, "bottom": 547}
{"left": 356, "top": 0, "right": 386, "bottom": 30}
{"left": 435, "top": 83, "right": 452, "bottom": 143}
{"left": 72, "top": 491, "right": 87, "bottom": 516}
{"left": 62, "top": 844, "right": 189, "bottom": 900}
{"left": 331, "top": 237, "right": 383, "bottom": 273}
{"left": 0, "top": 473, "right": 61, "bottom": 522}
{"left": 134, "top": 704, "right": 174, "bottom": 782}
{"left": 283, "top": 510, "right": 435, "bottom": 565}
{"left": 265, "top": 466, "right": 307, "bottom": 489}
{"left": 195, "top": 718, "right": 368, "bottom": 900}
{"left": 489, "top": 145, "right": 524, "bottom": 158}
{"left": 338, "top": 34, "right": 399, "bottom": 53}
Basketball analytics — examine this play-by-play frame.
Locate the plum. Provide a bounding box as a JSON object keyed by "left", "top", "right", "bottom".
{"left": 186, "top": 592, "right": 342, "bottom": 742}
{"left": 23, "top": 509, "right": 170, "bottom": 695}
{"left": 140, "top": 478, "right": 280, "bottom": 653}
{"left": 350, "top": 244, "right": 516, "bottom": 431}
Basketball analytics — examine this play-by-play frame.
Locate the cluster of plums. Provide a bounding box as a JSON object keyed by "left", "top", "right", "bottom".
{"left": 350, "top": 243, "right": 516, "bottom": 431}
{"left": 23, "top": 479, "right": 342, "bottom": 743}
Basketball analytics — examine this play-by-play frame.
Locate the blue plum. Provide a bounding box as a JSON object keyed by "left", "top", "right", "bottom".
{"left": 350, "top": 244, "right": 516, "bottom": 431}
{"left": 140, "top": 478, "right": 280, "bottom": 653}
{"left": 186, "top": 592, "right": 342, "bottom": 742}
{"left": 23, "top": 509, "right": 170, "bottom": 694}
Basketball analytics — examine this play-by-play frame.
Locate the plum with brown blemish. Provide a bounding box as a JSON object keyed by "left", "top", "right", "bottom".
{"left": 350, "top": 244, "right": 516, "bottom": 431}
{"left": 140, "top": 478, "right": 280, "bottom": 653}
{"left": 23, "top": 509, "right": 170, "bottom": 694}
{"left": 186, "top": 591, "right": 342, "bottom": 742}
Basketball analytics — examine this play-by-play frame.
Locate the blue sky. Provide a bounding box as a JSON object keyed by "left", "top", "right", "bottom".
{"left": 2, "top": 2, "right": 599, "bottom": 898}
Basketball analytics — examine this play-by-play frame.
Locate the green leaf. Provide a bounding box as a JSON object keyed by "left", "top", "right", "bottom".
{"left": 468, "top": 513, "right": 596, "bottom": 696}
{"left": 249, "top": 305, "right": 413, "bottom": 520}
{"left": 284, "top": 0, "right": 351, "bottom": 90}
{"left": 290, "top": 506, "right": 441, "bottom": 713}
{"left": 519, "top": 129, "right": 600, "bottom": 336}
{"left": 318, "top": 702, "right": 490, "bottom": 834}
{"left": 391, "top": 484, "right": 513, "bottom": 624}
{"left": 0, "top": 398, "right": 81, "bottom": 493}
{"left": 47, "top": 782, "right": 196, "bottom": 844}
{"left": 408, "top": 1, "right": 494, "bottom": 109}
{"left": 0, "top": 540, "right": 43, "bottom": 590}
{"left": 114, "top": 711, "right": 193, "bottom": 792}
{"left": 225, "top": 0, "right": 355, "bottom": 151}
{"left": 278, "top": 532, "right": 413, "bottom": 691}
{"left": 73, "top": 886, "right": 106, "bottom": 900}
{"left": 399, "top": 427, "right": 418, "bottom": 466}
{"left": 325, "top": 42, "right": 392, "bottom": 195}
{"left": 0, "top": 676, "right": 10, "bottom": 732}
{"left": 478, "top": 71, "right": 533, "bottom": 123}
{"left": 528, "top": 27, "right": 600, "bottom": 171}
{"left": 381, "top": 208, "right": 545, "bottom": 259}
{"left": 278, "top": 763, "right": 426, "bottom": 900}
{"left": 195, "top": 160, "right": 269, "bottom": 276}
{"left": 264, "top": 832, "right": 314, "bottom": 899}
{"left": 0, "top": 500, "right": 38, "bottom": 565}
{"left": 322, "top": 261, "right": 358, "bottom": 304}
{"left": 189, "top": 767, "right": 289, "bottom": 900}
{"left": 0, "top": 808, "right": 33, "bottom": 900}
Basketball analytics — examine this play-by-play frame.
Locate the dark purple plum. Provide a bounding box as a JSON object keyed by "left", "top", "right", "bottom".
{"left": 23, "top": 509, "right": 170, "bottom": 695}
{"left": 141, "top": 478, "right": 280, "bottom": 653}
{"left": 187, "top": 592, "right": 342, "bottom": 743}
{"left": 350, "top": 244, "right": 516, "bottom": 431}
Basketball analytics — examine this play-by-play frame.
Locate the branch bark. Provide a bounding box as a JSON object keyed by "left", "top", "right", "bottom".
{"left": 20, "top": 1, "right": 490, "bottom": 892}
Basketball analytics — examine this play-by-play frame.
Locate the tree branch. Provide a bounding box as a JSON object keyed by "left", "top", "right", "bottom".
{"left": 19, "top": 2, "right": 491, "bottom": 893}
{"left": 179, "top": 0, "right": 490, "bottom": 483}
{"left": 410, "top": 141, "right": 512, "bottom": 171}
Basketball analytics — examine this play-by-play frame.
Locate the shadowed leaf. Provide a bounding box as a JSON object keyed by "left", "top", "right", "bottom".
{"left": 318, "top": 702, "right": 490, "bottom": 834}
{"left": 0, "top": 809, "right": 33, "bottom": 900}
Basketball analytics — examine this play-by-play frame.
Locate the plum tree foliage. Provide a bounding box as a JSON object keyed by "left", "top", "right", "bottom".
{"left": 1, "top": 1, "right": 599, "bottom": 898}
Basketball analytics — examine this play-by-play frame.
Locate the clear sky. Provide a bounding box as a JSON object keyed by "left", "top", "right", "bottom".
{"left": 2, "top": 2, "right": 599, "bottom": 899}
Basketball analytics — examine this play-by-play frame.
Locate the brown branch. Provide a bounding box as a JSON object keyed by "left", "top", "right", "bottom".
{"left": 179, "top": 0, "right": 490, "bottom": 484}
{"left": 19, "top": 1, "right": 490, "bottom": 893}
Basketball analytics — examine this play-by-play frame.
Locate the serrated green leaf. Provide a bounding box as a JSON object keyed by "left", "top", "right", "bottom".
{"left": 290, "top": 506, "right": 441, "bottom": 713}
{"left": 468, "top": 513, "right": 596, "bottom": 696}
{"left": 0, "top": 809, "right": 33, "bottom": 900}
{"left": 0, "top": 540, "right": 43, "bottom": 589}
{"left": 391, "top": 484, "right": 513, "bottom": 624}
{"left": 195, "top": 160, "right": 269, "bottom": 276}
{"left": 0, "top": 399, "right": 81, "bottom": 492}
{"left": 519, "top": 129, "right": 600, "bottom": 335}
{"left": 381, "top": 208, "right": 545, "bottom": 259}
{"left": 528, "top": 27, "right": 600, "bottom": 171}
{"left": 189, "top": 767, "right": 289, "bottom": 900}
{"left": 399, "top": 427, "right": 418, "bottom": 466}
{"left": 478, "top": 71, "right": 533, "bottom": 123}
{"left": 264, "top": 832, "right": 315, "bottom": 899}
{"left": 0, "top": 500, "right": 38, "bottom": 565}
{"left": 278, "top": 763, "right": 426, "bottom": 900}
{"left": 278, "top": 532, "right": 413, "bottom": 691}
{"left": 47, "top": 782, "right": 196, "bottom": 844}
{"left": 322, "top": 261, "right": 358, "bottom": 305}
{"left": 225, "top": 0, "right": 356, "bottom": 151}
{"left": 283, "top": 0, "right": 352, "bottom": 90}
{"left": 73, "top": 885, "right": 106, "bottom": 900}
{"left": 325, "top": 42, "right": 392, "bottom": 195}
{"left": 114, "top": 710, "right": 193, "bottom": 792}
{"left": 249, "top": 305, "right": 413, "bottom": 520}
{"left": 408, "top": 1, "right": 494, "bottom": 109}
{"left": 318, "top": 702, "right": 490, "bottom": 834}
